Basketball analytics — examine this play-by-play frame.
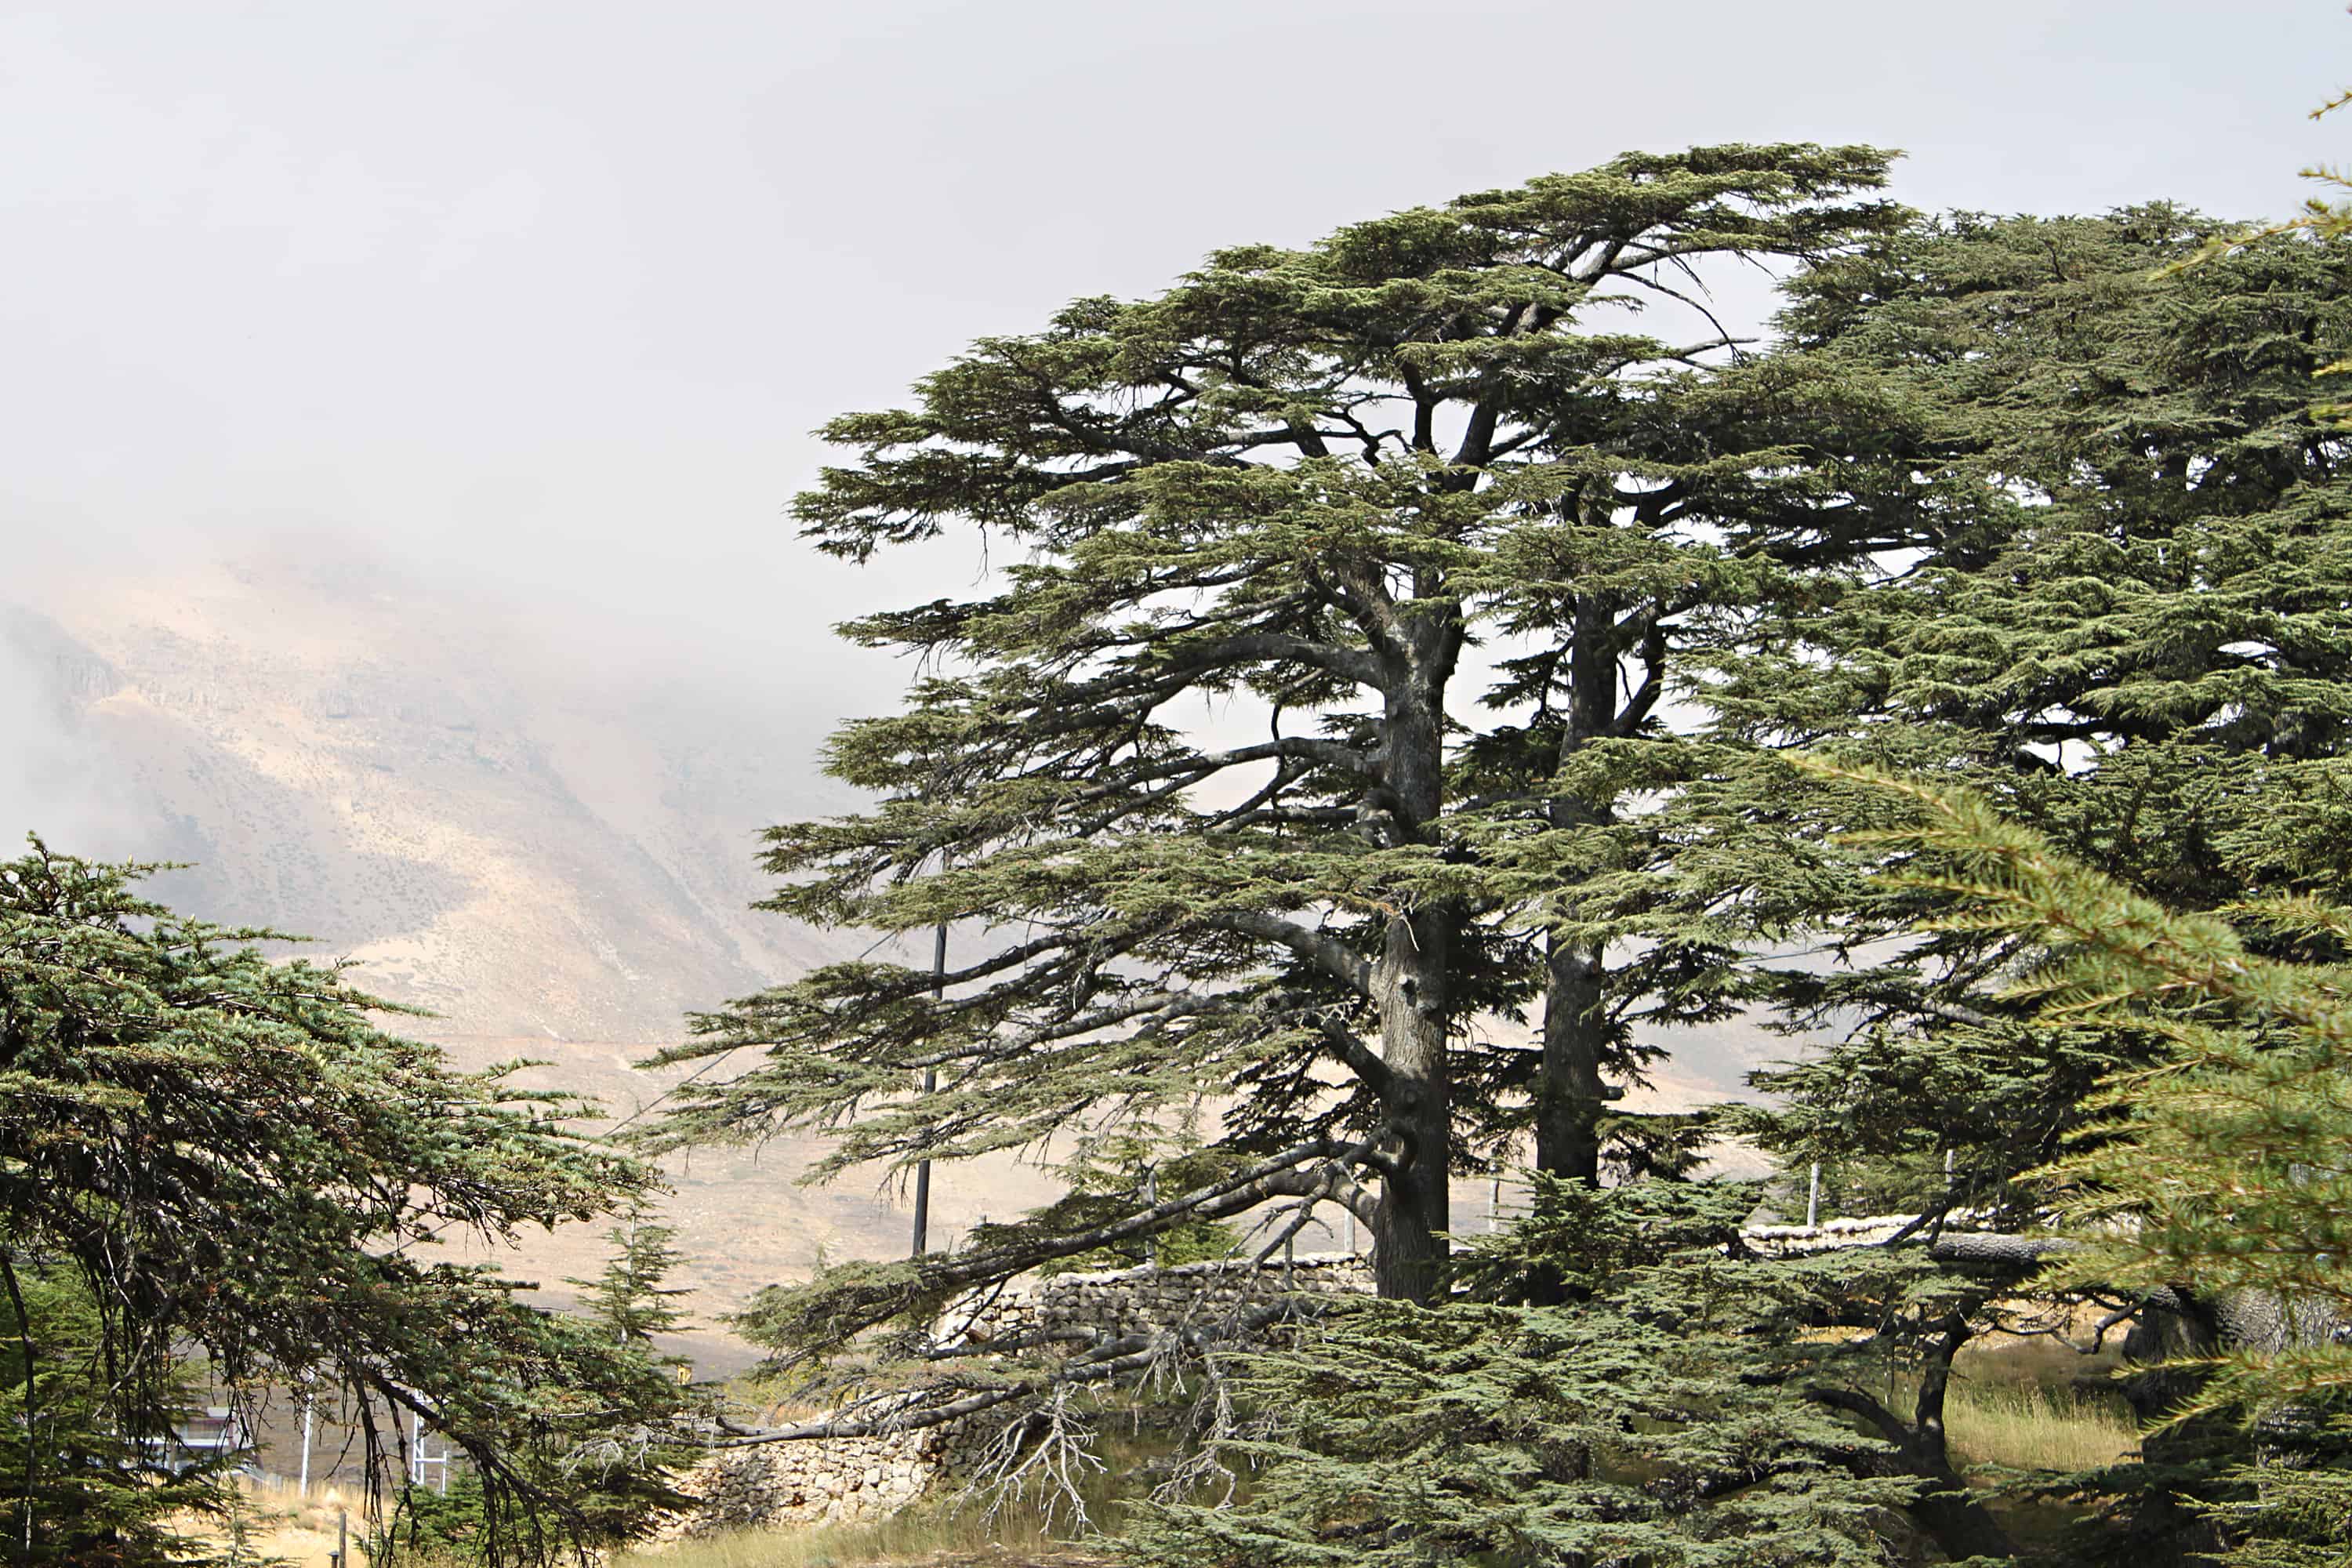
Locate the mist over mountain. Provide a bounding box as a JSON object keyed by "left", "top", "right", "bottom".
{"left": 2, "top": 542, "right": 870, "bottom": 1043}
{"left": 0, "top": 539, "right": 1073, "bottom": 1316}
{"left": 0, "top": 538, "right": 1784, "bottom": 1321}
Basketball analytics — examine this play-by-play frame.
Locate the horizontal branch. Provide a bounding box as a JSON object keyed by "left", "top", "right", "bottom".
{"left": 715, "top": 1298, "right": 1308, "bottom": 1446}
{"left": 1204, "top": 911, "right": 1373, "bottom": 996}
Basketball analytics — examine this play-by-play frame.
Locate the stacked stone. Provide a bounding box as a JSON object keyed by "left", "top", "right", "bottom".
{"left": 1742, "top": 1214, "right": 1976, "bottom": 1257}
{"left": 665, "top": 1254, "right": 1380, "bottom": 1537}
{"left": 664, "top": 1425, "right": 968, "bottom": 1534}
{"left": 671, "top": 1232, "right": 2067, "bottom": 1537}
{"left": 940, "top": 1252, "right": 1375, "bottom": 1348}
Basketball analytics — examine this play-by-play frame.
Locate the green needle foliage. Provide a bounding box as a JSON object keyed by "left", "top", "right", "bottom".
{"left": 568, "top": 1223, "right": 694, "bottom": 1346}
{"left": 1675, "top": 205, "right": 2352, "bottom": 1566}
{"left": 0, "top": 1267, "right": 220, "bottom": 1567}
{"left": 1821, "top": 765, "right": 2352, "bottom": 1566}
{"left": 1693, "top": 201, "right": 2352, "bottom": 1272}
{"left": 1124, "top": 1176, "right": 1995, "bottom": 1567}
{"left": 1007, "top": 1131, "right": 1247, "bottom": 1276}
{"left": 1138, "top": 200, "right": 2352, "bottom": 1568}
{"left": 644, "top": 145, "right": 1906, "bottom": 1337}
{"left": 0, "top": 842, "right": 690, "bottom": 1565}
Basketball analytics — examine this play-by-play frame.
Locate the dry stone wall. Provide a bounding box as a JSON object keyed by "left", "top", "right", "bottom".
{"left": 1741, "top": 1213, "right": 2011, "bottom": 1257}
{"left": 662, "top": 1253, "right": 1375, "bottom": 1537}
{"left": 938, "top": 1251, "right": 1374, "bottom": 1348}
{"left": 665, "top": 1225, "right": 1952, "bottom": 1535}
{"left": 667, "top": 1425, "right": 969, "bottom": 1534}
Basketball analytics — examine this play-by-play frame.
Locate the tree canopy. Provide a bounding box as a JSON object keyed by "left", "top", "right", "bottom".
{"left": 662, "top": 170, "right": 2352, "bottom": 1563}
{"left": 0, "top": 843, "right": 691, "bottom": 1564}
{"left": 644, "top": 143, "right": 1905, "bottom": 1328}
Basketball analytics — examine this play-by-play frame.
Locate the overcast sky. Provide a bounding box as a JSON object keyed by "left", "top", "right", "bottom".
{"left": 2, "top": 0, "right": 2343, "bottom": 703}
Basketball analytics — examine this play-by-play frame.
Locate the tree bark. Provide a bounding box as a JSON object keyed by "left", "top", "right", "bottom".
{"left": 1808, "top": 1315, "right": 2016, "bottom": 1563}
{"left": 1371, "top": 906, "right": 1453, "bottom": 1304}
{"left": 1535, "top": 593, "right": 1621, "bottom": 1186}
{"left": 1535, "top": 935, "right": 1607, "bottom": 1185}
{"left": 1365, "top": 632, "right": 1457, "bottom": 1305}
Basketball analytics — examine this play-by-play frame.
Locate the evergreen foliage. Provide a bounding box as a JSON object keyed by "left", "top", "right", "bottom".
{"left": 1127, "top": 1175, "right": 2016, "bottom": 1566}
{"left": 1015, "top": 1132, "right": 1247, "bottom": 1276}
{"left": 0, "top": 843, "right": 691, "bottom": 1564}
{"left": 1108, "top": 202, "right": 2352, "bottom": 1567}
{"left": 568, "top": 1223, "right": 694, "bottom": 1346}
{"left": 649, "top": 163, "right": 2352, "bottom": 1559}
{"left": 0, "top": 1267, "right": 220, "bottom": 1566}
{"left": 389, "top": 1224, "right": 705, "bottom": 1563}
{"left": 643, "top": 145, "right": 1906, "bottom": 1347}
{"left": 1813, "top": 766, "right": 2352, "bottom": 1565}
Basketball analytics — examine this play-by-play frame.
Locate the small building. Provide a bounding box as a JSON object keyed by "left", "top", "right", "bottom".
{"left": 144, "top": 1406, "right": 252, "bottom": 1475}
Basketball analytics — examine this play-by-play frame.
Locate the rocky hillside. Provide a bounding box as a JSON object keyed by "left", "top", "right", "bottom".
{"left": 0, "top": 546, "right": 1022, "bottom": 1312}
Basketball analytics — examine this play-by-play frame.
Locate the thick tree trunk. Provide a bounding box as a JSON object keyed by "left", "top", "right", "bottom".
{"left": 1900, "top": 1322, "right": 2016, "bottom": 1563}
{"left": 1366, "top": 655, "right": 1455, "bottom": 1306}
{"left": 1371, "top": 907, "right": 1453, "bottom": 1304}
{"left": 1535, "top": 596, "right": 1621, "bottom": 1185}
{"left": 2118, "top": 1287, "right": 2344, "bottom": 1565}
{"left": 1535, "top": 935, "right": 1607, "bottom": 1185}
{"left": 1813, "top": 1317, "right": 2016, "bottom": 1563}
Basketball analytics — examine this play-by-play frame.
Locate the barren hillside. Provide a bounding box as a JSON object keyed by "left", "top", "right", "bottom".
{"left": 0, "top": 546, "right": 996, "bottom": 1317}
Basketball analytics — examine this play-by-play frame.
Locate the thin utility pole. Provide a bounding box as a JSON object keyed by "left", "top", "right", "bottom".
{"left": 910, "top": 903, "right": 947, "bottom": 1258}
{"left": 1142, "top": 1170, "right": 1157, "bottom": 1265}
{"left": 297, "top": 1386, "right": 314, "bottom": 1496}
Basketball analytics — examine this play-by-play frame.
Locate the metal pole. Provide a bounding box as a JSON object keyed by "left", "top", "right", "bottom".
{"left": 911, "top": 892, "right": 948, "bottom": 1257}
{"left": 298, "top": 1390, "right": 314, "bottom": 1496}
{"left": 1142, "top": 1170, "right": 1157, "bottom": 1265}
{"left": 1806, "top": 1162, "right": 1821, "bottom": 1229}
{"left": 335, "top": 1506, "right": 347, "bottom": 1568}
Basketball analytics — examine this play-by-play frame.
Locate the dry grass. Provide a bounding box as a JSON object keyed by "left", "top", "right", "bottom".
{"left": 1944, "top": 1334, "right": 2142, "bottom": 1474}
{"left": 162, "top": 1472, "right": 375, "bottom": 1566}
{"left": 1946, "top": 1378, "right": 2141, "bottom": 1473}
{"left": 612, "top": 1427, "right": 1165, "bottom": 1568}
{"left": 609, "top": 1512, "right": 1114, "bottom": 1567}
{"left": 180, "top": 1341, "right": 2140, "bottom": 1565}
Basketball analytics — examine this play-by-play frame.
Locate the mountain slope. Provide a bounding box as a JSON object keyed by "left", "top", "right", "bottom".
{"left": 5, "top": 547, "right": 852, "bottom": 1043}
{"left": 0, "top": 544, "right": 1788, "bottom": 1321}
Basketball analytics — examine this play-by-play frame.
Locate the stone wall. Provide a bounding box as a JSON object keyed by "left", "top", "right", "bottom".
{"left": 1741, "top": 1213, "right": 2005, "bottom": 1257}
{"left": 663, "top": 1253, "right": 1375, "bottom": 1537}
{"left": 665, "top": 1227, "right": 1958, "bottom": 1535}
{"left": 938, "top": 1251, "right": 1374, "bottom": 1348}
{"left": 668, "top": 1425, "right": 964, "bottom": 1534}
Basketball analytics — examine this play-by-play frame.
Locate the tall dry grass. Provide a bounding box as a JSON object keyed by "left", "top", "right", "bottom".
{"left": 610, "top": 1428, "right": 1162, "bottom": 1568}
{"left": 1944, "top": 1334, "right": 2141, "bottom": 1474}
{"left": 1946, "top": 1378, "right": 2141, "bottom": 1472}
{"left": 192, "top": 1341, "right": 2140, "bottom": 1565}
{"left": 162, "top": 1472, "right": 376, "bottom": 1566}
{"left": 608, "top": 1506, "right": 1111, "bottom": 1567}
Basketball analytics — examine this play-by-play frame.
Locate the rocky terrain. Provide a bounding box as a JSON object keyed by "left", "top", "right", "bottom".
{"left": 2, "top": 548, "right": 858, "bottom": 1044}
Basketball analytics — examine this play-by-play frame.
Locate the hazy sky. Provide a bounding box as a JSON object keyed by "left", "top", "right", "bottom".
{"left": 2, "top": 0, "right": 2343, "bottom": 701}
